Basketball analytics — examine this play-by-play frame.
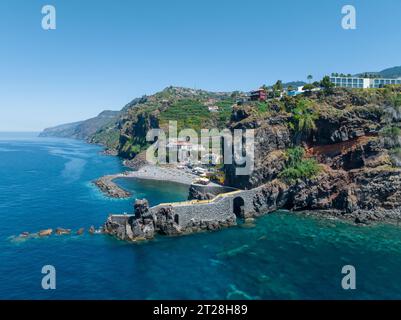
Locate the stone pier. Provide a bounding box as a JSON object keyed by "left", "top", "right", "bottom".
{"left": 104, "top": 180, "right": 288, "bottom": 242}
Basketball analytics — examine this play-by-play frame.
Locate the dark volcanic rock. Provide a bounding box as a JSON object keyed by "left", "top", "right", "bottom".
{"left": 251, "top": 180, "right": 289, "bottom": 216}
{"left": 129, "top": 199, "right": 155, "bottom": 239}
{"left": 314, "top": 110, "right": 381, "bottom": 146}
{"left": 224, "top": 116, "right": 291, "bottom": 189}
{"left": 93, "top": 175, "right": 131, "bottom": 198}
{"left": 154, "top": 207, "right": 182, "bottom": 235}
{"left": 188, "top": 185, "right": 215, "bottom": 200}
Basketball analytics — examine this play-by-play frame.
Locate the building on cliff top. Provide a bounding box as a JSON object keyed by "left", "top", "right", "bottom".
{"left": 249, "top": 88, "right": 267, "bottom": 101}
{"left": 330, "top": 76, "right": 401, "bottom": 89}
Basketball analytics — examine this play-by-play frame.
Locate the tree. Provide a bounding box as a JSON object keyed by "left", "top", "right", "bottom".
{"left": 320, "top": 76, "right": 335, "bottom": 92}
{"left": 293, "top": 99, "right": 318, "bottom": 134}
{"left": 287, "top": 85, "right": 295, "bottom": 92}
{"left": 231, "top": 91, "right": 240, "bottom": 98}
{"left": 273, "top": 80, "right": 283, "bottom": 92}
{"left": 312, "top": 81, "right": 320, "bottom": 87}
{"left": 302, "top": 83, "right": 315, "bottom": 95}
{"left": 307, "top": 75, "right": 313, "bottom": 83}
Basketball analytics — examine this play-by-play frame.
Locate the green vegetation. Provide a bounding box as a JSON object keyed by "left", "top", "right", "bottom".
{"left": 159, "top": 98, "right": 234, "bottom": 132}
{"left": 216, "top": 99, "right": 235, "bottom": 125}
{"left": 389, "top": 147, "right": 401, "bottom": 167}
{"left": 120, "top": 135, "right": 149, "bottom": 158}
{"left": 389, "top": 94, "right": 401, "bottom": 111}
{"left": 159, "top": 99, "right": 210, "bottom": 132}
{"left": 390, "top": 147, "right": 401, "bottom": 156}
{"left": 91, "top": 127, "right": 120, "bottom": 149}
{"left": 381, "top": 125, "right": 401, "bottom": 149}
{"left": 291, "top": 99, "right": 318, "bottom": 134}
{"left": 272, "top": 80, "right": 283, "bottom": 92}
{"left": 272, "top": 80, "right": 283, "bottom": 97}
{"left": 320, "top": 76, "right": 335, "bottom": 92}
{"left": 256, "top": 101, "right": 269, "bottom": 114}
{"left": 279, "top": 147, "right": 321, "bottom": 183}
{"left": 381, "top": 126, "right": 401, "bottom": 139}
{"left": 302, "top": 83, "right": 315, "bottom": 92}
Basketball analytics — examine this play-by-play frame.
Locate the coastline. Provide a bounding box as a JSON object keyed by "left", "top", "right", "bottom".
{"left": 93, "top": 164, "right": 221, "bottom": 198}
{"left": 95, "top": 152, "right": 401, "bottom": 227}
{"left": 124, "top": 165, "right": 220, "bottom": 186}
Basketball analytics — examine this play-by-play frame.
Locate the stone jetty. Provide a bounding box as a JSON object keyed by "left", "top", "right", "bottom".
{"left": 93, "top": 175, "right": 131, "bottom": 198}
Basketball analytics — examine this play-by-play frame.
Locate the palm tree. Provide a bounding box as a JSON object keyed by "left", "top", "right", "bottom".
{"left": 307, "top": 75, "right": 313, "bottom": 83}
{"left": 293, "top": 99, "right": 318, "bottom": 134}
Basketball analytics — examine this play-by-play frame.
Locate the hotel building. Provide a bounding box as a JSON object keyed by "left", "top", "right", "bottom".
{"left": 330, "top": 76, "right": 401, "bottom": 89}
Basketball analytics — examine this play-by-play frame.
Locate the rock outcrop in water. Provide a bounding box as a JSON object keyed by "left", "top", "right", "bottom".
{"left": 104, "top": 199, "right": 183, "bottom": 241}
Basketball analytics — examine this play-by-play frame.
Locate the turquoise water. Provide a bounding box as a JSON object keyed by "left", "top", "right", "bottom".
{"left": 1, "top": 133, "right": 401, "bottom": 299}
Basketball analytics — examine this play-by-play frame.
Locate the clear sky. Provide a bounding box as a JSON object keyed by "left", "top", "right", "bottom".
{"left": 1, "top": 0, "right": 401, "bottom": 131}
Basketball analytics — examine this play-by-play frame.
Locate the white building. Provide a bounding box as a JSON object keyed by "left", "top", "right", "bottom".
{"left": 208, "top": 105, "right": 219, "bottom": 112}
{"left": 167, "top": 140, "right": 205, "bottom": 153}
{"left": 330, "top": 76, "right": 401, "bottom": 89}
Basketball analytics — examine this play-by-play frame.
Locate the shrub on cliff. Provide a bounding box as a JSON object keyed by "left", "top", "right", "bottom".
{"left": 320, "top": 76, "right": 335, "bottom": 94}
{"left": 290, "top": 99, "right": 318, "bottom": 143}
{"left": 279, "top": 147, "right": 321, "bottom": 183}
{"left": 381, "top": 125, "right": 401, "bottom": 148}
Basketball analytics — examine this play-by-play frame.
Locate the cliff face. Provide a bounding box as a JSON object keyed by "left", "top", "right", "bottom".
{"left": 224, "top": 87, "right": 401, "bottom": 222}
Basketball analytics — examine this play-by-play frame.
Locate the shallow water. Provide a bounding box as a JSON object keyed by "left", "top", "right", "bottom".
{"left": 1, "top": 133, "right": 401, "bottom": 299}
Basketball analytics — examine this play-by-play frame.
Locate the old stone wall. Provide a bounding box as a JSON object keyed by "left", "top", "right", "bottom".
{"left": 105, "top": 184, "right": 280, "bottom": 241}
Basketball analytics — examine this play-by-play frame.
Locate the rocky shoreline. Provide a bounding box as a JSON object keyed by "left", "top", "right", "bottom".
{"left": 93, "top": 164, "right": 221, "bottom": 198}
{"left": 103, "top": 195, "right": 401, "bottom": 244}
{"left": 93, "top": 174, "right": 131, "bottom": 198}
{"left": 296, "top": 208, "right": 401, "bottom": 225}
{"left": 125, "top": 165, "right": 220, "bottom": 186}
{"left": 98, "top": 87, "right": 401, "bottom": 242}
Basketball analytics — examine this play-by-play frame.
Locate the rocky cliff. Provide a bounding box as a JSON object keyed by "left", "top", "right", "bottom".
{"left": 100, "top": 86, "right": 401, "bottom": 242}
{"left": 224, "top": 87, "right": 401, "bottom": 223}
{"left": 41, "top": 84, "right": 401, "bottom": 226}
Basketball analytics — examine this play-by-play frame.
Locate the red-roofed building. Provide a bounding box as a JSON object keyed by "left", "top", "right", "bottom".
{"left": 250, "top": 88, "right": 267, "bottom": 101}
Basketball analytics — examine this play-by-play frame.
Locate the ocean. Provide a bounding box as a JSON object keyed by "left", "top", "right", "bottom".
{"left": 1, "top": 132, "right": 401, "bottom": 299}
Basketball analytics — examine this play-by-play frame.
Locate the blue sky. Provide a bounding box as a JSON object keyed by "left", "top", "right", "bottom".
{"left": 1, "top": 0, "right": 401, "bottom": 131}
